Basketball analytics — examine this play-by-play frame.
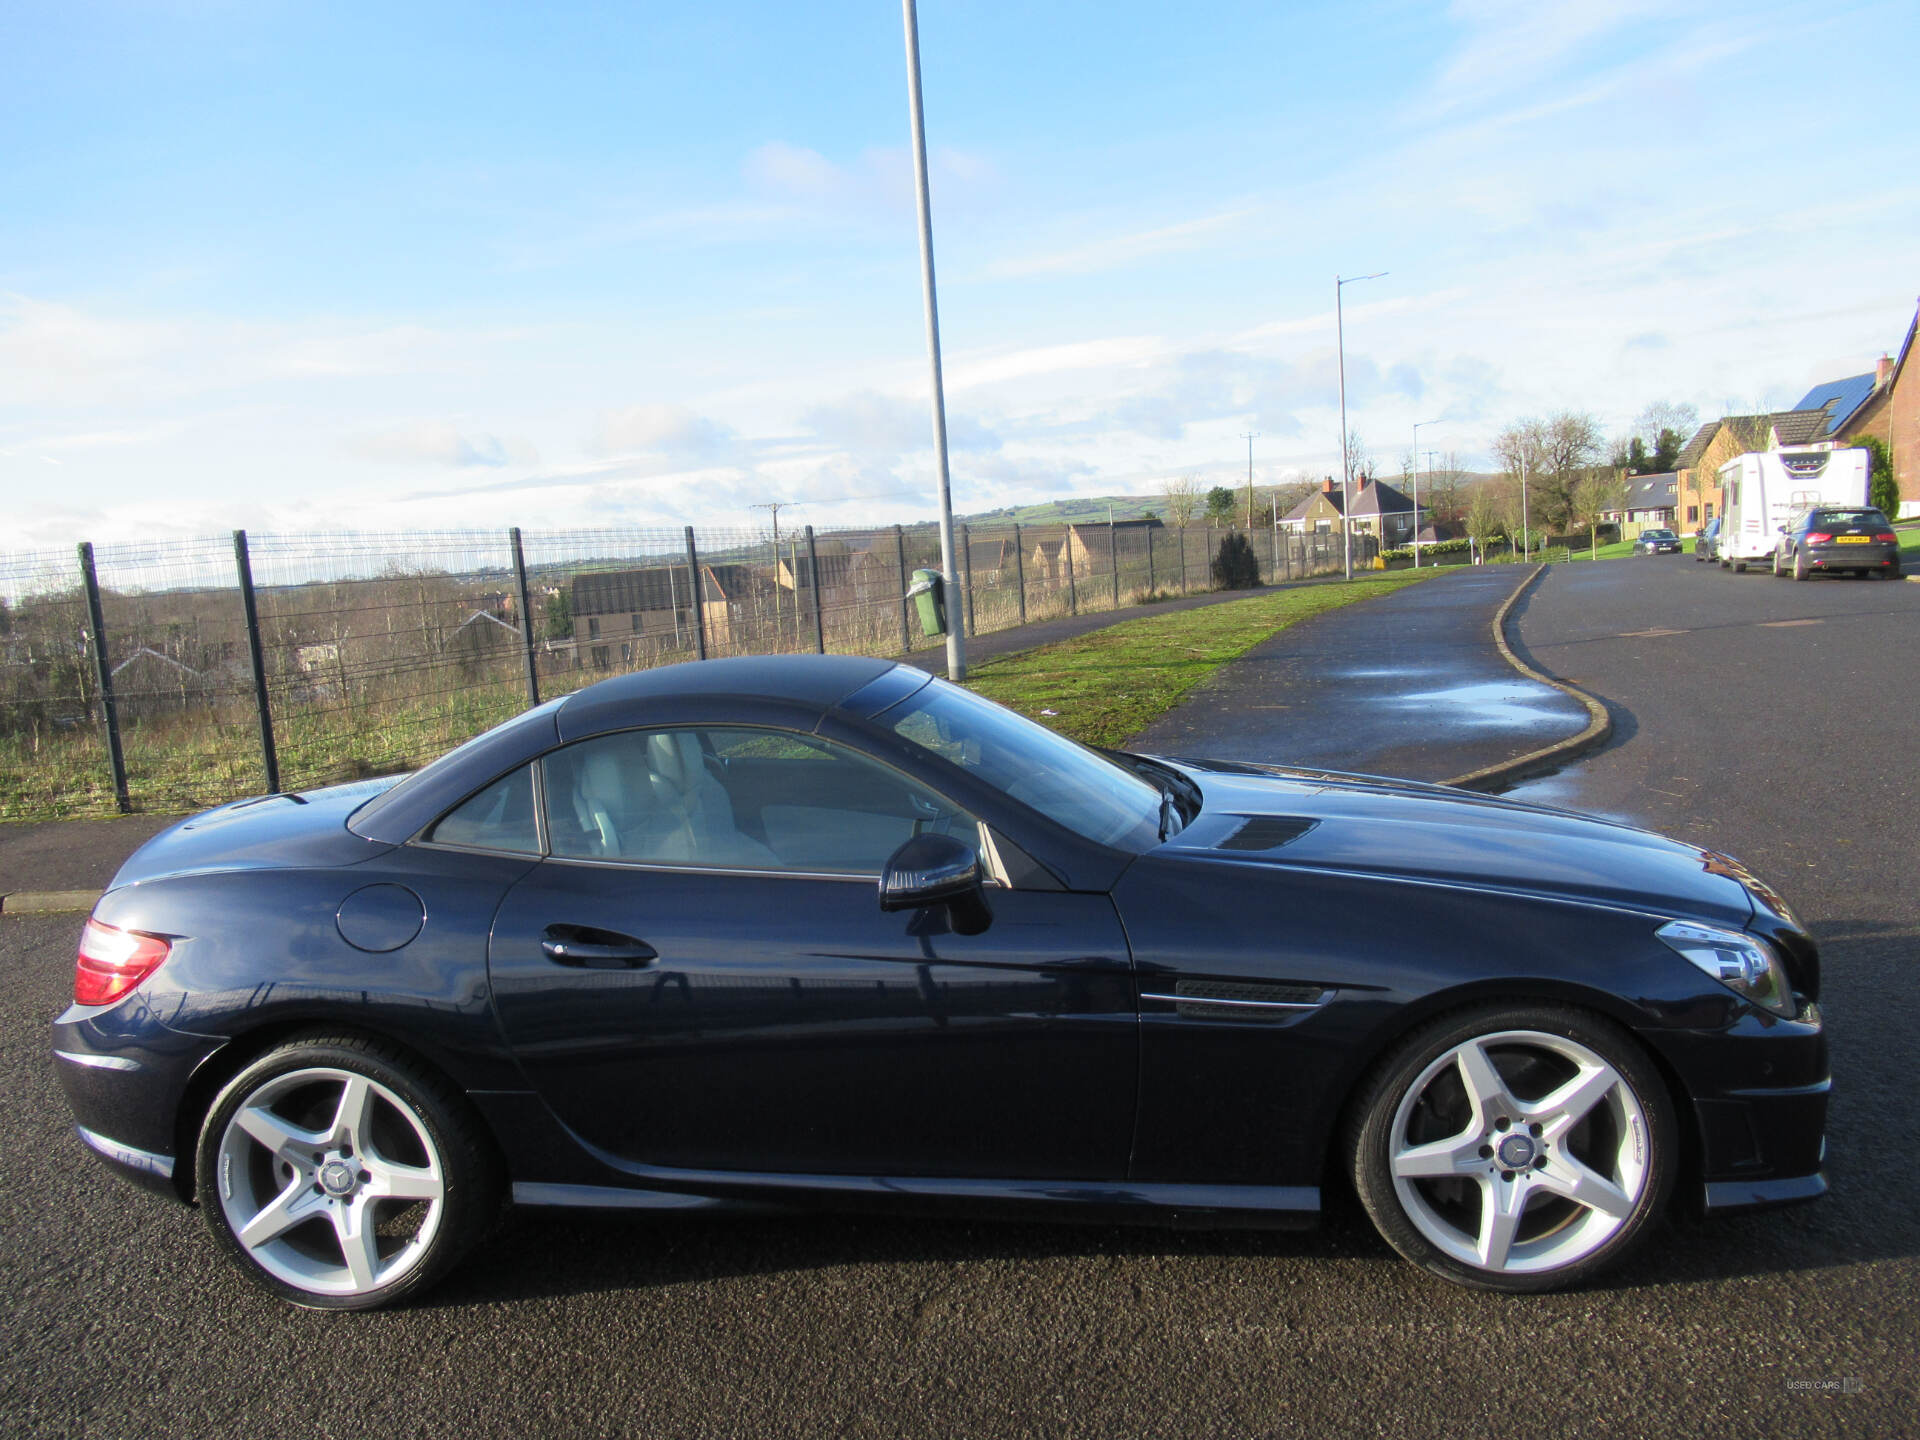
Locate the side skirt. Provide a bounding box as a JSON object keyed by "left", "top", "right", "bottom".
{"left": 512, "top": 1174, "right": 1321, "bottom": 1230}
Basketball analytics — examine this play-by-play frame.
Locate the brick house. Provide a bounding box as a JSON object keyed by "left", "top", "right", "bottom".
{"left": 1835, "top": 302, "right": 1920, "bottom": 516}
{"left": 1027, "top": 518, "right": 1162, "bottom": 585}
{"left": 1674, "top": 409, "right": 1830, "bottom": 531}
{"left": 1278, "top": 477, "right": 1423, "bottom": 544}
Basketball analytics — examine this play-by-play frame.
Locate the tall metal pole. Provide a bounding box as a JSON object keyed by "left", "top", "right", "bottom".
{"left": 684, "top": 526, "right": 707, "bottom": 661}
{"left": 1521, "top": 455, "right": 1531, "bottom": 563}
{"left": 1241, "top": 432, "right": 1259, "bottom": 529}
{"left": 1411, "top": 418, "right": 1441, "bottom": 568}
{"left": 901, "top": 0, "right": 965, "bottom": 680}
{"left": 1335, "top": 271, "right": 1387, "bottom": 580}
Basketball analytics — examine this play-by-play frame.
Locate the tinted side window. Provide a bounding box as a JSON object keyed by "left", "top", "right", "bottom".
{"left": 543, "top": 727, "right": 973, "bottom": 873}
{"left": 425, "top": 765, "right": 540, "bottom": 853}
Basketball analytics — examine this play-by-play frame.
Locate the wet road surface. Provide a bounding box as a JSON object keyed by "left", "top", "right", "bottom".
{"left": 1127, "top": 564, "right": 1587, "bottom": 780}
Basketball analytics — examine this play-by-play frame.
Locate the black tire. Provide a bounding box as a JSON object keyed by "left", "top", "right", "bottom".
{"left": 1771, "top": 550, "right": 1784, "bottom": 578}
{"left": 1347, "top": 1003, "right": 1675, "bottom": 1294}
{"left": 1793, "top": 548, "right": 1809, "bottom": 582}
{"left": 195, "top": 1033, "right": 501, "bottom": 1310}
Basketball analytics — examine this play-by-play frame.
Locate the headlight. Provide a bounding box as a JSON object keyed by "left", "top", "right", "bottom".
{"left": 1657, "top": 920, "right": 1795, "bottom": 1017}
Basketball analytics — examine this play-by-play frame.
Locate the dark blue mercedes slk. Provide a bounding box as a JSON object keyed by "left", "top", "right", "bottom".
{"left": 53, "top": 656, "right": 1827, "bottom": 1309}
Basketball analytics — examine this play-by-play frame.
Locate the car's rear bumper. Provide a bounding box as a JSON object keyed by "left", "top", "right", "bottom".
{"left": 1806, "top": 545, "right": 1899, "bottom": 569}
{"left": 51, "top": 1002, "right": 227, "bottom": 1201}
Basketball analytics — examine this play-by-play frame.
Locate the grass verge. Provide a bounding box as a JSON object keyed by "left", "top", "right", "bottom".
{"left": 964, "top": 569, "right": 1443, "bottom": 749}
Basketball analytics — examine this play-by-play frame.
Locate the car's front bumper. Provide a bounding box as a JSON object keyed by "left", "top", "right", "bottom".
{"left": 1656, "top": 1001, "right": 1828, "bottom": 1214}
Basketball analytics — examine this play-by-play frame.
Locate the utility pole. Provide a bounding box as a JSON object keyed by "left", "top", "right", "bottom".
{"left": 901, "top": 0, "right": 966, "bottom": 680}
{"left": 1336, "top": 271, "right": 1387, "bottom": 580}
{"left": 1241, "top": 432, "right": 1259, "bottom": 529}
{"left": 751, "top": 502, "right": 789, "bottom": 647}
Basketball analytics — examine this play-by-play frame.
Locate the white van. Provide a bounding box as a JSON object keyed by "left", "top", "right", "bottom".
{"left": 1716, "top": 445, "right": 1870, "bottom": 571}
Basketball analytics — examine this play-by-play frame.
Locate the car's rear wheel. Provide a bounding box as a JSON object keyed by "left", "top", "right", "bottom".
{"left": 1771, "top": 550, "right": 1784, "bottom": 577}
{"left": 195, "top": 1034, "right": 500, "bottom": 1310}
{"left": 1793, "top": 548, "right": 1810, "bottom": 581}
{"left": 1349, "top": 1004, "right": 1675, "bottom": 1293}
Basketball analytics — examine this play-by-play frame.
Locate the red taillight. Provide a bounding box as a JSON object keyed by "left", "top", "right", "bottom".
{"left": 1875, "top": 532, "right": 1897, "bottom": 543}
{"left": 74, "top": 919, "right": 171, "bottom": 1006}
{"left": 1804, "top": 532, "right": 1831, "bottom": 544}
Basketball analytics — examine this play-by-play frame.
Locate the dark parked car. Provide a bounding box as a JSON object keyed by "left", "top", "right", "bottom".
{"left": 1632, "top": 528, "right": 1682, "bottom": 555}
{"left": 1772, "top": 506, "right": 1901, "bottom": 580}
{"left": 1693, "top": 517, "right": 1721, "bottom": 563}
{"left": 53, "top": 656, "right": 1827, "bottom": 1308}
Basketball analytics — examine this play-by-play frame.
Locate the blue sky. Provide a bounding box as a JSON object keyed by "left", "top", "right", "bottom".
{"left": 4, "top": 0, "right": 1916, "bottom": 545}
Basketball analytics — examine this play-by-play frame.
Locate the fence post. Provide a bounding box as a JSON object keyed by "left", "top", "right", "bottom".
{"left": 684, "top": 526, "right": 708, "bottom": 661}
{"left": 804, "top": 526, "right": 826, "bottom": 654}
{"left": 508, "top": 527, "right": 541, "bottom": 706}
{"left": 76, "top": 541, "right": 131, "bottom": 813}
{"left": 1066, "top": 532, "right": 1078, "bottom": 616}
{"left": 231, "top": 530, "right": 282, "bottom": 794}
{"left": 1179, "top": 526, "right": 1188, "bottom": 592}
{"left": 1147, "top": 526, "right": 1155, "bottom": 594}
{"left": 1108, "top": 521, "right": 1120, "bottom": 607}
{"left": 894, "top": 525, "right": 913, "bottom": 651}
{"left": 962, "top": 524, "right": 976, "bottom": 636}
{"left": 1205, "top": 526, "right": 1213, "bottom": 587}
{"left": 1012, "top": 523, "right": 1026, "bottom": 624}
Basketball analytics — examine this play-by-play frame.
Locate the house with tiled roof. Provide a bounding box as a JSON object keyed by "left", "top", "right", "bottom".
{"left": 1674, "top": 409, "right": 1831, "bottom": 531}
{"left": 1600, "top": 473, "right": 1678, "bottom": 529}
{"left": 1279, "top": 477, "right": 1425, "bottom": 545}
{"left": 1835, "top": 300, "right": 1920, "bottom": 516}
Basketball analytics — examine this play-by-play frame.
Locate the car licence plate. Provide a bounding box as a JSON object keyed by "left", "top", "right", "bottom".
{"left": 1835, "top": 535, "right": 1870, "bottom": 544}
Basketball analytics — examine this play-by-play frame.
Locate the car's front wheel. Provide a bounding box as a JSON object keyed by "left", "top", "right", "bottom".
{"left": 195, "top": 1034, "right": 500, "bottom": 1310}
{"left": 1349, "top": 1004, "right": 1675, "bottom": 1293}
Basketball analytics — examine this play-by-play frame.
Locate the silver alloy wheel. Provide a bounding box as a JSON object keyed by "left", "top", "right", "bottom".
{"left": 213, "top": 1065, "right": 446, "bottom": 1298}
{"left": 1387, "top": 1030, "right": 1650, "bottom": 1276}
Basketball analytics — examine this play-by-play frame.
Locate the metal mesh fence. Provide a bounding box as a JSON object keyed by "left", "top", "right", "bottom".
{"left": 0, "top": 518, "right": 1400, "bottom": 819}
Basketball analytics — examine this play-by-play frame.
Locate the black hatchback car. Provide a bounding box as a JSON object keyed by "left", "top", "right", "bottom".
{"left": 1771, "top": 506, "right": 1901, "bottom": 580}
{"left": 52, "top": 657, "right": 1829, "bottom": 1309}
{"left": 1632, "top": 528, "right": 1681, "bottom": 555}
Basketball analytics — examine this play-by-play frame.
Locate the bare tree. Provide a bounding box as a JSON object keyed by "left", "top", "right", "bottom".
{"left": 1161, "top": 476, "right": 1201, "bottom": 527}
{"left": 1346, "top": 430, "right": 1377, "bottom": 485}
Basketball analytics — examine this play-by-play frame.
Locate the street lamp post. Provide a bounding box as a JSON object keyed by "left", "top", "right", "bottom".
{"left": 1411, "top": 418, "right": 1442, "bottom": 567}
{"left": 900, "top": 0, "right": 965, "bottom": 680}
{"left": 1336, "top": 271, "right": 1387, "bottom": 580}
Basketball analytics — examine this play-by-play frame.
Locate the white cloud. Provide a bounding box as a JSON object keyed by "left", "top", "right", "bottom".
{"left": 986, "top": 209, "right": 1253, "bottom": 280}
{"left": 591, "top": 403, "right": 735, "bottom": 458}
{"left": 348, "top": 420, "right": 535, "bottom": 469}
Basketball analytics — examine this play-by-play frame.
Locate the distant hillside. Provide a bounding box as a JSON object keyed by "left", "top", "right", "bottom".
{"left": 959, "top": 495, "right": 1169, "bottom": 526}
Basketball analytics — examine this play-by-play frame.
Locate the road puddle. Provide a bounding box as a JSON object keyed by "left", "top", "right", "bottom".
{"left": 1390, "top": 679, "right": 1577, "bottom": 729}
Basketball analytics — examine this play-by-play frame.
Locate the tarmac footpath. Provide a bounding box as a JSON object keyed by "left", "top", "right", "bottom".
{"left": 1125, "top": 563, "right": 1593, "bottom": 782}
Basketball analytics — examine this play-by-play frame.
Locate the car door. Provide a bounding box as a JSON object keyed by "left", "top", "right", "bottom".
{"left": 487, "top": 724, "right": 1137, "bottom": 1182}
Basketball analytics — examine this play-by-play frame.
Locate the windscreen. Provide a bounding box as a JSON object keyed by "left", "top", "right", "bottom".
{"left": 879, "top": 678, "right": 1162, "bottom": 850}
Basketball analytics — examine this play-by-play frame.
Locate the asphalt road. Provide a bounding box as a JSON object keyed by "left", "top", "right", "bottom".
{"left": 3, "top": 557, "right": 1914, "bottom": 1438}
{"left": 1127, "top": 564, "right": 1586, "bottom": 780}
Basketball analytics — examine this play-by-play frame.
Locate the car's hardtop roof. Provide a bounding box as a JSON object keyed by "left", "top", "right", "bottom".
{"left": 556, "top": 654, "right": 902, "bottom": 740}
{"left": 348, "top": 655, "right": 912, "bottom": 843}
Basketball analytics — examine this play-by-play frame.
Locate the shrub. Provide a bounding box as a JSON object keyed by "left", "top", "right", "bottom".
{"left": 1859, "top": 435, "right": 1899, "bottom": 517}
{"left": 1210, "top": 532, "right": 1261, "bottom": 589}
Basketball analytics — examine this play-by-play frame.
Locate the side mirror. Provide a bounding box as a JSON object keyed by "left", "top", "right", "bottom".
{"left": 879, "top": 832, "right": 992, "bottom": 935}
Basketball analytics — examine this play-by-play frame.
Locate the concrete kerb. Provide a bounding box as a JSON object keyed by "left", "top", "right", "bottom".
{"left": 1440, "top": 564, "right": 1613, "bottom": 793}
{"left": 0, "top": 889, "right": 98, "bottom": 916}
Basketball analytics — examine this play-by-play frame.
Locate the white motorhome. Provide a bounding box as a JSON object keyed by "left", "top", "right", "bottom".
{"left": 1716, "top": 445, "right": 1870, "bottom": 570}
